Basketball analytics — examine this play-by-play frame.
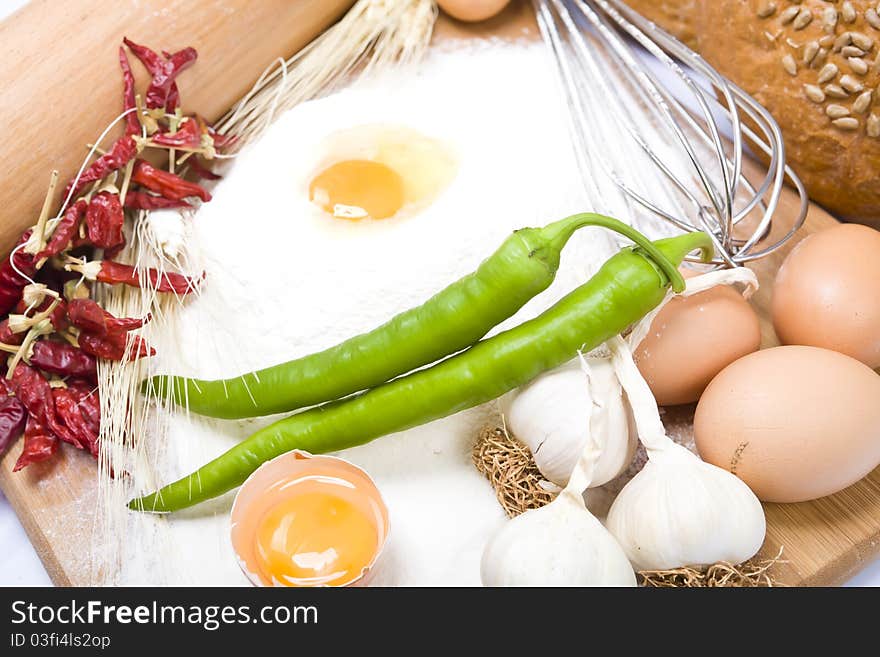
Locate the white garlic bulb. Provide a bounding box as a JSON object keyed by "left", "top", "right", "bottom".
{"left": 481, "top": 489, "right": 637, "bottom": 587}
{"left": 504, "top": 358, "right": 636, "bottom": 487}
{"left": 605, "top": 337, "right": 766, "bottom": 571}
{"left": 481, "top": 423, "right": 636, "bottom": 587}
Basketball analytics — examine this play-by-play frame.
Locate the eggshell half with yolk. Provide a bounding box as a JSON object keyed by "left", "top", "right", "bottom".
{"left": 231, "top": 451, "right": 389, "bottom": 587}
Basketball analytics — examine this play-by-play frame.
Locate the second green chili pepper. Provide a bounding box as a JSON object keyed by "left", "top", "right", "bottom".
{"left": 131, "top": 229, "right": 712, "bottom": 512}
{"left": 147, "top": 213, "right": 685, "bottom": 419}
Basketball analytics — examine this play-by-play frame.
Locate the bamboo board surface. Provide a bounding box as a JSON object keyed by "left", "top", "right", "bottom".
{"left": 1, "top": 0, "right": 879, "bottom": 587}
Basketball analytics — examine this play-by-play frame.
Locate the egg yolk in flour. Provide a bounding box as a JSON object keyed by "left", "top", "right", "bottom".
{"left": 309, "top": 160, "right": 406, "bottom": 220}
{"left": 306, "top": 124, "right": 457, "bottom": 221}
{"left": 253, "top": 480, "right": 380, "bottom": 587}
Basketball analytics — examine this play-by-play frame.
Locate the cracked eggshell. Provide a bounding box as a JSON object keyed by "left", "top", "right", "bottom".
{"left": 694, "top": 346, "right": 880, "bottom": 503}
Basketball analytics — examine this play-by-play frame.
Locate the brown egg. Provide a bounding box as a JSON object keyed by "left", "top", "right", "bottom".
{"left": 773, "top": 224, "right": 880, "bottom": 369}
{"left": 694, "top": 346, "right": 880, "bottom": 503}
{"left": 634, "top": 284, "right": 761, "bottom": 406}
{"left": 437, "top": 0, "right": 511, "bottom": 23}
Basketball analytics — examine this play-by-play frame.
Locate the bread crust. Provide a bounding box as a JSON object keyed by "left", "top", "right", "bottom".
{"left": 623, "top": 0, "right": 698, "bottom": 47}
{"left": 624, "top": 0, "right": 880, "bottom": 223}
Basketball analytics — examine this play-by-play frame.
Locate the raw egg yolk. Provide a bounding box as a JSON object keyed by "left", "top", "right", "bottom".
{"left": 309, "top": 159, "right": 405, "bottom": 220}
{"left": 253, "top": 488, "right": 380, "bottom": 587}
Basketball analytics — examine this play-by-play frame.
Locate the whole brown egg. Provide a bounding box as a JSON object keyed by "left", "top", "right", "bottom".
{"left": 773, "top": 224, "right": 880, "bottom": 369}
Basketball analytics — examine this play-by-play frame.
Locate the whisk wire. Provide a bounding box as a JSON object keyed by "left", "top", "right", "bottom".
{"left": 535, "top": 0, "right": 808, "bottom": 267}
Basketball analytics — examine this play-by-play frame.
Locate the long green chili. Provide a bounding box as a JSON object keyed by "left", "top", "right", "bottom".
{"left": 131, "top": 229, "right": 712, "bottom": 512}
{"left": 147, "top": 214, "right": 686, "bottom": 419}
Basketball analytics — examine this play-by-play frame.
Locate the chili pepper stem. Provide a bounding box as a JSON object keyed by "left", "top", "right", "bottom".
{"left": 21, "top": 283, "right": 59, "bottom": 310}
{"left": 24, "top": 171, "right": 60, "bottom": 257}
{"left": 59, "top": 330, "right": 81, "bottom": 348}
{"left": 63, "top": 258, "right": 101, "bottom": 281}
{"left": 538, "top": 213, "right": 703, "bottom": 293}
{"left": 118, "top": 159, "right": 136, "bottom": 207}
{"left": 135, "top": 93, "right": 159, "bottom": 135}
{"left": 7, "top": 298, "right": 61, "bottom": 335}
{"left": 5, "top": 326, "right": 43, "bottom": 379}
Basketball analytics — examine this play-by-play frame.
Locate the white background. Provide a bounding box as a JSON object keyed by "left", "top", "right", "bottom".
{"left": 0, "top": 0, "right": 878, "bottom": 587}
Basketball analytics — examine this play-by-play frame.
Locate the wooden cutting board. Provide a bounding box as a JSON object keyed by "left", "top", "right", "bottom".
{"left": 1, "top": 0, "right": 878, "bottom": 587}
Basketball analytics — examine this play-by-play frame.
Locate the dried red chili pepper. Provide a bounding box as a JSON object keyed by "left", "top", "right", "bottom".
{"left": 67, "top": 259, "right": 200, "bottom": 295}
{"left": 65, "top": 135, "right": 138, "bottom": 200}
{"left": 67, "top": 379, "right": 100, "bottom": 437}
{"left": 52, "top": 387, "right": 98, "bottom": 457}
{"left": 123, "top": 38, "right": 197, "bottom": 112}
{"left": 131, "top": 160, "right": 211, "bottom": 202}
{"left": 0, "top": 319, "right": 21, "bottom": 346}
{"left": 0, "top": 378, "right": 27, "bottom": 456}
{"left": 30, "top": 341, "right": 98, "bottom": 382}
{"left": 85, "top": 192, "right": 125, "bottom": 250}
{"left": 13, "top": 416, "right": 58, "bottom": 472}
{"left": 205, "top": 123, "right": 237, "bottom": 152}
{"left": 123, "top": 191, "right": 191, "bottom": 211}
{"left": 35, "top": 200, "right": 87, "bottom": 263}
{"left": 187, "top": 158, "right": 221, "bottom": 181}
{"left": 67, "top": 298, "right": 149, "bottom": 335}
{"left": 10, "top": 364, "right": 83, "bottom": 450}
{"left": 119, "top": 46, "right": 140, "bottom": 136}
{"left": 79, "top": 331, "right": 155, "bottom": 362}
{"left": 0, "top": 231, "right": 36, "bottom": 317}
{"left": 152, "top": 118, "right": 201, "bottom": 149}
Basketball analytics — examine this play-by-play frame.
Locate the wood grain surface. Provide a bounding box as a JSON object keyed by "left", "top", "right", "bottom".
{"left": 0, "top": 0, "right": 354, "bottom": 255}
{"left": 1, "top": 0, "right": 878, "bottom": 587}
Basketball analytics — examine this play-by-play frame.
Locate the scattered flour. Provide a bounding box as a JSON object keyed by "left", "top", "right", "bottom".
{"left": 120, "top": 40, "right": 662, "bottom": 586}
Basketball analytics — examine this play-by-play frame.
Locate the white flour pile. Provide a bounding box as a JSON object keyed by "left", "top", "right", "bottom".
{"left": 119, "top": 39, "right": 656, "bottom": 586}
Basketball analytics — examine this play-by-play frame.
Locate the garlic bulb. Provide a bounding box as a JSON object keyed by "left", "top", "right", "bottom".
{"left": 481, "top": 489, "right": 636, "bottom": 586}
{"left": 504, "top": 357, "right": 636, "bottom": 487}
{"left": 605, "top": 336, "right": 766, "bottom": 571}
{"left": 481, "top": 425, "right": 636, "bottom": 586}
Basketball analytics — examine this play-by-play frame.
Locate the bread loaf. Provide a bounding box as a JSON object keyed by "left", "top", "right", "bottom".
{"left": 697, "top": 1, "right": 880, "bottom": 223}
{"left": 622, "top": 0, "right": 697, "bottom": 47}
{"left": 625, "top": 0, "right": 880, "bottom": 223}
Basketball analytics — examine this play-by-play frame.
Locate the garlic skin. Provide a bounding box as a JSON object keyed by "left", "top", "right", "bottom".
{"left": 481, "top": 490, "right": 636, "bottom": 587}
{"left": 504, "top": 359, "right": 636, "bottom": 487}
{"left": 605, "top": 442, "right": 766, "bottom": 571}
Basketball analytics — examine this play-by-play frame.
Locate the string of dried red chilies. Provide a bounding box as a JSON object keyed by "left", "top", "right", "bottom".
{"left": 0, "top": 38, "right": 231, "bottom": 471}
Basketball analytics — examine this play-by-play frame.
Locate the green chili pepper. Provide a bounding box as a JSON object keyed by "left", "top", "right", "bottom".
{"left": 131, "top": 229, "right": 712, "bottom": 512}
{"left": 147, "top": 213, "right": 686, "bottom": 419}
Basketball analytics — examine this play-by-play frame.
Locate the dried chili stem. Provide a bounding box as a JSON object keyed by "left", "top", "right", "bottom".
{"left": 118, "top": 159, "right": 135, "bottom": 207}
{"left": 24, "top": 170, "right": 60, "bottom": 256}
{"left": 58, "top": 330, "right": 81, "bottom": 348}
{"left": 6, "top": 325, "right": 44, "bottom": 378}
{"left": 175, "top": 151, "right": 194, "bottom": 168}
{"left": 134, "top": 93, "right": 159, "bottom": 134}
{"left": 7, "top": 298, "right": 61, "bottom": 335}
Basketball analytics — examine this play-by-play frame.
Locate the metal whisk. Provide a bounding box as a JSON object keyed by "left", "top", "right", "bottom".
{"left": 535, "top": 0, "right": 809, "bottom": 267}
